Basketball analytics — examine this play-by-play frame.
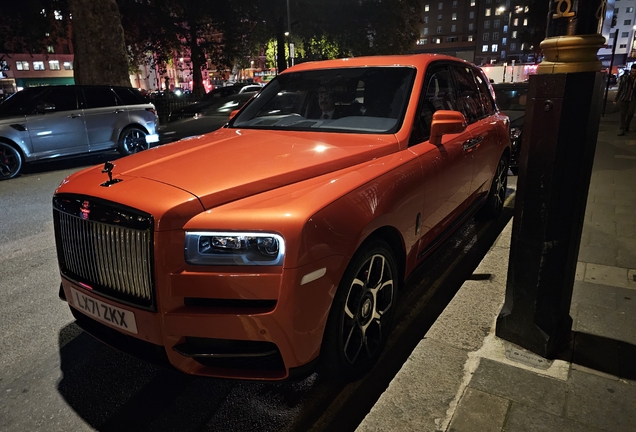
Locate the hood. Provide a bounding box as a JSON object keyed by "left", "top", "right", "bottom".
{"left": 75, "top": 128, "right": 399, "bottom": 210}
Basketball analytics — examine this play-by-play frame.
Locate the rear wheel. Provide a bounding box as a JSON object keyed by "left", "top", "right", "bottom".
{"left": 118, "top": 126, "right": 149, "bottom": 156}
{"left": 321, "top": 239, "right": 397, "bottom": 381}
{"left": 479, "top": 155, "right": 508, "bottom": 219}
{"left": 0, "top": 143, "right": 23, "bottom": 180}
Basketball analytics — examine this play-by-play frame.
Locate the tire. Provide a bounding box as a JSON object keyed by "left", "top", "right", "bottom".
{"left": 118, "top": 126, "right": 149, "bottom": 156}
{"left": 479, "top": 155, "right": 508, "bottom": 219}
{"left": 321, "top": 239, "right": 398, "bottom": 381}
{"left": 0, "top": 142, "right": 23, "bottom": 180}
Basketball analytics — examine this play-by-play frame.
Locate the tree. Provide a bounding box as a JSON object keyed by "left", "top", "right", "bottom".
{"left": 69, "top": 0, "right": 130, "bottom": 86}
{"left": 0, "top": 1, "right": 71, "bottom": 59}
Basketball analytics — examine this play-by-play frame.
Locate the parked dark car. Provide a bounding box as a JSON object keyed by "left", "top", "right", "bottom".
{"left": 167, "top": 84, "right": 262, "bottom": 122}
{"left": 157, "top": 92, "right": 257, "bottom": 145}
{"left": 492, "top": 82, "right": 528, "bottom": 175}
{"left": 0, "top": 85, "right": 158, "bottom": 180}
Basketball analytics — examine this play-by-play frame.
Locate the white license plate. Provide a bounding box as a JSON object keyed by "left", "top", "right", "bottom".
{"left": 69, "top": 287, "right": 138, "bottom": 334}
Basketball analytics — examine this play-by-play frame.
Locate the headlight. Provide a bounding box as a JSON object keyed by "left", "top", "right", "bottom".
{"left": 510, "top": 127, "right": 522, "bottom": 140}
{"left": 185, "top": 232, "right": 285, "bottom": 266}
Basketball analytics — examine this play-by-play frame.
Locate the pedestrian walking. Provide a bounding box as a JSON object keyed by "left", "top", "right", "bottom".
{"left": 614, "top": 64, "right": 636, "bottom": 135}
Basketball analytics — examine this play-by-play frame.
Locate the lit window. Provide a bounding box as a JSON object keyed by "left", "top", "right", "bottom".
{"left": 628, "top": 7, "right": 634, "bottom": 12}
{"left": 512, "top": 30, "right": 517, "bottom": 38}
{"left": 524, "top": 6, "right": 529, "bottom": 12}
{"left": 417, "top": 38, "right": 428, "bottom": 45}
{"left": 47, "top": 45, "right": 54, "bottom": 53}
{"left": 33, "top": 61, "right": 45, "bottom": 70}
{"left": 482, "top": 45, "right": 489, "bottom": 52}
{"left": 49, "top": 60, "right": 60, "bottom": 70}
{"left": 501, "top": 50, "right": 506, "bottom": 57}
{"left": 15, "top": 61, "right": 29, "bottom": 70}
{"left": 470, "top": 0, "right": 475, "bottom": 6}
{"left": 502, "top": 37, "right": 507, "bottom": 45}
{"left": 452, "top": 13, "right": 457, "bottom": 20}
{"left": 523, "top": 18, "right": 528, "bottom": 26}
{"left": 485, "top": 8, "right": 491, "bottom": 16}
{"left": 425, "top": 4, "right": 429, "bottom": 11}
{"left": 495, "top": 7, "right": 504, "bottom": 16}
{"left": 468, "top": 35, "right": 474, "bottom": 41}
{"left": 433, "top": 38, "right": 441, "bottom": 44}
{"left": 54, "top": 10, "right": 63, "bottom": 20}
{"left": 513, "top": 18, "right": 519, "bottom": 26}
{"left": 63, "top": 61, "right": 73, "bottom": 70}
{"left": 492, "top": 44, "right": 498, "bottom": 52}
{"left": 424, "top": 27, "right": 429, "bottom": 34}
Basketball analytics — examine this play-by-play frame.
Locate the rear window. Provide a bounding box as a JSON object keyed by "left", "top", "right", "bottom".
{"left": 113, "top": 87, "right": 146, "bottom": 105}
{"left": 493, "top": 86, "right": 529, "bottom": 111}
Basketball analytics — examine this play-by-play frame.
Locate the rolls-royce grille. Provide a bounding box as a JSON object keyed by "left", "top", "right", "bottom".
{"left": 53, "top": 195, "right": 155, "bottom": 310}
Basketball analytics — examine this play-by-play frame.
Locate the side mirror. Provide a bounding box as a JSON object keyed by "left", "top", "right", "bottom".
{"left": 430, "top": 110, "right": 467, "bottom": 145}
{"left": 228, "top": 109, "right": 240, "bottom": 120}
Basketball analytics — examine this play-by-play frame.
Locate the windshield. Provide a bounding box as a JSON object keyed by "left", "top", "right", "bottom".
{"left": 494, "top": 86, "right": 528, "bottom": 111}
{"left": 232, "top": 66, "right": 416, "bottom": 134}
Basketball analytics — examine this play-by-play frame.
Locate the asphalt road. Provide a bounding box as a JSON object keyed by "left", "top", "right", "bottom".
{"left": 0, "top": 153, "right": 516, "bottom": 432}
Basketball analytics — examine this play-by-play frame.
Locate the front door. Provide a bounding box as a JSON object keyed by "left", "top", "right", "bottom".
{"left": 26, "top": 87, "right": 89, "bottom": 159}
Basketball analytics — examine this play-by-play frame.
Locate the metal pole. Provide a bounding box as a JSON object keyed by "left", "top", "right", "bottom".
{"left": 286, "top": 0, "right": 293, "bottom": 67}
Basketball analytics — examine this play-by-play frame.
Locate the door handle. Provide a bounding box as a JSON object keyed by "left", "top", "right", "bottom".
{"left": 68, "top": 113, "right": 82, "bottom": 118}
{"left": 462, "top": 136, "right": 483, "bottom": 152}
{"left": 114, "top": 109, "right": 124, "bottom": 114}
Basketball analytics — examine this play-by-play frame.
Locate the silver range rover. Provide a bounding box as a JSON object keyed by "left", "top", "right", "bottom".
{"left": 0, "top": 85, "right": 159, "bottom": 180}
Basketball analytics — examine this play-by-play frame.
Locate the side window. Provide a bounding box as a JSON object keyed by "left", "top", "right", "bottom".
{"left": 113, "top": 87, "right": 144, "bottom": 105}
{"left": 473, "top": 69, "right": 496, "bottom": 116}
{"left": 450, "top": 64, "right": 484, "bottom": 123}
{"left": 410, "top": 64, "right": 457, "bottom": 145}
{"left": 38, "top": 87, "right": 79, "bottom": 112}
{"left": 82, "top": 87, "right": 118, "bottom": 109}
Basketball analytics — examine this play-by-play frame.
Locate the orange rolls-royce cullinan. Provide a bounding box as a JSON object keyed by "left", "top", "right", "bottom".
{"left": 53, "top": 54, "right": 510, "bottom": 381}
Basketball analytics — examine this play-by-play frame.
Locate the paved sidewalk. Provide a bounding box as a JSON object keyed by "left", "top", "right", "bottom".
{"left": 357, "top": 110, "right": 636, "bottom": 432}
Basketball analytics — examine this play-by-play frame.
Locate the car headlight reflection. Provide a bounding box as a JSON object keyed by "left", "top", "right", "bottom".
{"left": 185, "top": 232, "right": 285, "bottom": 265}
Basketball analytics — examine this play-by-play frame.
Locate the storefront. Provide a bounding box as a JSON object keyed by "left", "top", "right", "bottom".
{"left": 15, "top": 77, "right": 75, "bottom": 89}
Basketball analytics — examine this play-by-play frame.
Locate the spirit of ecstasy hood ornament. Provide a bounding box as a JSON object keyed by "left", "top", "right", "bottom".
{"left": 100, "top": 161, "right": 122, "bottom": 187}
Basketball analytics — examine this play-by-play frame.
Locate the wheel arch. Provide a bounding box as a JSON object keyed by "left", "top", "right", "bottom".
{"left": 358, "top": 226, "right": 406, "bottom": 290}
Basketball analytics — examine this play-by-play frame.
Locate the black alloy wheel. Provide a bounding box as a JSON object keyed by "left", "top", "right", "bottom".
{"left": 0, "top": 143, "right": 23, "bottom": 180}
{"left": 480, "top": 155, "right": 508, "bottom": 219}
{"left": 321, "top": 239, "right": 397, "bottom": 381}
{"left": 118, "top": 127, "right": 149, "bottom": 156}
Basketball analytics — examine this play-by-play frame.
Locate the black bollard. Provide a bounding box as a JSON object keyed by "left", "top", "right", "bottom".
{"left": 495, "top": 0, "right": 606, "bottom": 357}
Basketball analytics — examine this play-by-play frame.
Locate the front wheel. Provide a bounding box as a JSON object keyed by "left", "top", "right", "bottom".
{"left": 0, "top": 143, "right": 23, "bottom": 180}
{"left": 321, "top": 239, "right": 398, "bottom": 381}
{"left": 479, "top": 155, "right": 508, "bottom": 219}
{"left": 118, "top": 126, "right": 149, "bottom": 156}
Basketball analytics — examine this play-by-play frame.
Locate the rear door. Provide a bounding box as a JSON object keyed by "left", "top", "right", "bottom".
{"left": 26, "top": 87, "right": 89, "bottom": 158}
{"left": 449, "top": 64, "right": 502, "bottom": 196}
{"left": 81, "top": 86, "right": 128, "bottom": 151}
